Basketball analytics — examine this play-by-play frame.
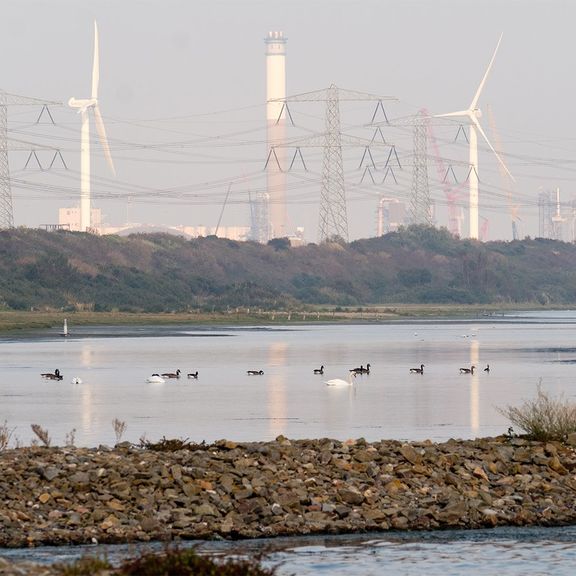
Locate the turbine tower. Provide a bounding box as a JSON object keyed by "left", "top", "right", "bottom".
{"left": 69, "top": 21, "right": 115, "bottom": 232}
{"left": 437, "top": 34, "right": 513, "bottom": 240}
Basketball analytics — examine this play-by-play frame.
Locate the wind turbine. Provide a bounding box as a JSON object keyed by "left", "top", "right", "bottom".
{"left": 436, "top": 33, "right": 514, "bottom": 240}
{"left": 69, "top": 21, "right": 115, "bottom": 232}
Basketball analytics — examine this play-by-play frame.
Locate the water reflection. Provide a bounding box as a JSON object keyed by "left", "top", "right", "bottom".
{"left": 470, "top": 339, "right": 480, "bottom": 434}
{"left": 267, "top": 342, "right": 287, "bottom": 438}
{"left": 81, "top": 342, "right": 94, "bottom": 368}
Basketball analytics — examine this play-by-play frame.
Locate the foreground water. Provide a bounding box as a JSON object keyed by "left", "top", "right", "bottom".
{"left": 3, "top": 526, "right": 576, "bottom": 575}
{"left": 2, "top": 310, "right": 576, "bottom": 573}
{"left": 2, "top": 310, "right": 576, "bottom": 446}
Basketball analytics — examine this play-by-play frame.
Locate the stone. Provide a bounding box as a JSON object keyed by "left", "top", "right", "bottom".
{"left": 338, "top": 487, "right": 364, "bottom": 506}
{"left": 400, "top": 444, "right": 422, "bottom": 465}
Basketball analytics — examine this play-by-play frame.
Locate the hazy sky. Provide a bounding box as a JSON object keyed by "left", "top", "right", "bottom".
{"left": 1, "top": 0, "right": 574, "bottom": 241}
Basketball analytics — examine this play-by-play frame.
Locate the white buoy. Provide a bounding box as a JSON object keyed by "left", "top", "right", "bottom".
{"left": 71, "top": 377, "right": 82, "bottom": 385}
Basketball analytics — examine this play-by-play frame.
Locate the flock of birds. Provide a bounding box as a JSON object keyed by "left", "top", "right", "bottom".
{"left": 42, "top": 362, "right": 491, "bottom": 386}
{"left": 323, "top": 362, "right": 490, "bottom": 387}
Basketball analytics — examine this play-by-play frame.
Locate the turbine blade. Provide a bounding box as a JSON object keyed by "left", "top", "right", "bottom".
{"left": 470, "top": 33, "right": 503, "bottom": 110}
{"left": 92, "top": 21, "right": 100, "bottom": 100}
{"left": 93, "top": 105, "right": 115, "bottom": 176}
{"left": 471, "top": 116, "right": 515, "bottom": 182}
{"left": 435, "top": 110, "right": 471, "bottom": 118}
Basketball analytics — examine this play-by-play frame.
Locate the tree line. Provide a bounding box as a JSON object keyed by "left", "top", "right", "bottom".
{"left": 1, "top": 226, "right": 575, "bottom": 312}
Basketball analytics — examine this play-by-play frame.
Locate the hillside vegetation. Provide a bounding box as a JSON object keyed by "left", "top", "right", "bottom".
{"left": 1, "top": 225, "right": 575, "bottom": 312}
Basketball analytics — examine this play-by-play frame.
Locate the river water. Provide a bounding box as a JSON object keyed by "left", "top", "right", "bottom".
{"left": 2, "top": 310, "right": 576, "bottom": 572}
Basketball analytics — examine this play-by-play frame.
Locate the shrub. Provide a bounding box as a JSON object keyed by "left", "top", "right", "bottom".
{"left": 139, "top": 436, "right": 207, "bottom": 452}
{"left": 118, "top": 547, "right": 275, "bottom": 576}
{"left": 497, "top": 384, "right": 576, "bottom": 441}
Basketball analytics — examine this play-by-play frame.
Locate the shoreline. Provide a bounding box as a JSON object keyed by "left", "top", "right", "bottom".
{"left": 0, "top": 304, "right": 567, "bottom": 333}
{"left": 1, "top": 436, "right": 576, "bottom": 549}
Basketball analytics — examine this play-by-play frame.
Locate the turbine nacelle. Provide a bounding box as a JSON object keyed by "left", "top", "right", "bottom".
{"left": 68, "top": 97, "right": 97, "bottom": 112}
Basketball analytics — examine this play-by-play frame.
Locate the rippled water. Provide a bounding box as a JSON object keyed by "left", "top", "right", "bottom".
{"left": 3, "top": 526, "right": 576, "bottom": 575}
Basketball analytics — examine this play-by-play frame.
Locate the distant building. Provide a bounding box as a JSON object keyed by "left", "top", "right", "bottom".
{"left": 59, "top": 206, "right": 102, "bottom": 233}
{"left": 377, "top": 198, "right": 407, "bottom": 235}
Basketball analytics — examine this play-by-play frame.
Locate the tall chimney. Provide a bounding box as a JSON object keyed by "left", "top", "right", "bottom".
{"left": 265, "top": 31, "right": 287, "bottom": 239}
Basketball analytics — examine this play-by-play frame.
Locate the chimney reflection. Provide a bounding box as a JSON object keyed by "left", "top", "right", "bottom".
{"left": 470, "top": 339, "right": 480, "bottom": 434}
{"left": 81, "top": 342, "right": 94, "bottom": 367}
{"left": 267, "top": 342, "right": 287, "bottom": 437}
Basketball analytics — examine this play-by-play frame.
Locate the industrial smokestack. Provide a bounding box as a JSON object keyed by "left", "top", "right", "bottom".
{"left": 265, "top": 31, "right": 287, "bottom": 239}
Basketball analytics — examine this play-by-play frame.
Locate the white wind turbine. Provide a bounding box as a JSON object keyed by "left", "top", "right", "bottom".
{"left": 437, "top": 33, "right": 514, "bottom": 240}
{"left": 69, "top": 21, "right": 115, "bottom": 232}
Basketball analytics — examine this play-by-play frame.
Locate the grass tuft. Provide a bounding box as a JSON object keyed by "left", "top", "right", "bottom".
{"left": 497, "top": 384, "right": 576, "bottom": 441}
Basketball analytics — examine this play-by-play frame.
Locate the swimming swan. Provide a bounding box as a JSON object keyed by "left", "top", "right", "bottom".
{"left": 325, "top": 372, "right": 355, "bottom": 387}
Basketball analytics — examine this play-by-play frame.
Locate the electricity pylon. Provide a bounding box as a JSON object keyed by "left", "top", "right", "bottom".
{"left": 269, "top": 85, "right": 397, "bottom": 242}
{"left": 410, "top": 110, "right": 432, "bottom": 225}
{"left": 0, "top": 90, "right": 61, "bottom": 228}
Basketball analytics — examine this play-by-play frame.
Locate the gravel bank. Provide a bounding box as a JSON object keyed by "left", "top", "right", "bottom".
{"left": 1, "top": 435, "right": 576, "bottom": 550}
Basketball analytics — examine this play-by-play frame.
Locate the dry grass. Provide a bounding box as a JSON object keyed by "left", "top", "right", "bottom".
{"left": 498, "top": 384, "right": 576, "bottom": 441}
{"left": 112, "top": 418, "right": 127, "bottom": 443}
{"left": 0, "top": 420, "right": 14, "bottom": 450}
{"left": 31, "top": 423, "right": 51, "bottom": 447}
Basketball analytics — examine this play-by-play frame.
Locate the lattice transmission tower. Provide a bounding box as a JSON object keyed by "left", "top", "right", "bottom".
{"left": 409, "top": 110, "right": 432, "bottom": 225}
{"left": 318, "top": 85, "right": 347, "bottom": 242}
{"left": 0, "top": 92, "right": 11, "bottom": 228}
{"left": 268, "top": 85, "right": 396, "bottom": 243}
{"left": 0, "top": 89, "right": 61, "bottom": 229}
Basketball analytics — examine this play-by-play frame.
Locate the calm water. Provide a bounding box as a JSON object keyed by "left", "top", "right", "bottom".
{"left": 2, "top": 311, "right": 576, "bottom": 446}
{"left": 3, "top": 311, "right": 576, "bottom": 573}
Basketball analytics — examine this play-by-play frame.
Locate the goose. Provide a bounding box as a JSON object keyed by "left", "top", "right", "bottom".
{"left": 354, "top": 363, "right": 371, "bottom": 375}
{"left": 313, "top": 365, "right": 324, "bottom": 374}
{"left": 459, "top": 366, "right": 475, "bottom": 374}
{"left": 247, "top": 370, "right": 264, "bottom": 375}
{"left": 410, "top": 364, "right": 425, "bottom": 374}
{"left": 187, "top": 372, "right": 199, "bottom": 379}
{"left": 147, "top": 374, "right": 165, "bottom": 384}
{"left": 41, "top": 369, "right": 63, "bottom": 381}
{"left": 350, "top": 364, "right": 369, "bottom": 375}
{"left": 161, "top": 369, "right": 181, "bottom": 379}
{"left": 484, "top": 364, "right": 490, "bottom": 373}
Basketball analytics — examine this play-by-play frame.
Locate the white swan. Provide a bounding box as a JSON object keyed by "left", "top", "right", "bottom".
{"left": 325, "top": 372, "right": 355, "bottom": 387}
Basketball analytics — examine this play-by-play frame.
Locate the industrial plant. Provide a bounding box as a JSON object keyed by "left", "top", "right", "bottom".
{"left": 0, "top": 25, "right": 573, "bottom": 244}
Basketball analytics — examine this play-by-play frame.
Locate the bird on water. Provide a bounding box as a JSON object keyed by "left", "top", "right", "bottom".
{"left": 410, "top": 364, "right": 424, "bottom": 374}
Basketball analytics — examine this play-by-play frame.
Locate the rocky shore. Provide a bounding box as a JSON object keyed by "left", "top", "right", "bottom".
{"left": 1, "top": 435, "right": 576, "bottom": 549}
